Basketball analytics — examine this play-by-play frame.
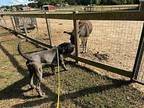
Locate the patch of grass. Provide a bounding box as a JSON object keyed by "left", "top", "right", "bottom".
{"left": 42, "top": 64, "right": 144, "bottom": 108}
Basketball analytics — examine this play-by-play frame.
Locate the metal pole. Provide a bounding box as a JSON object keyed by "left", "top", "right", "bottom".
{"left": 35, "top": 18, "right": 39, "bottom": 32}
{"left": 132, "top": 24, "right": 144, "bottom": 80}
{"left": 132, "top": 1, "right": 144, "bottom": 81}
{"left": 0, "top": 15, "right": 7, "bottom": 26}
{"left": 45, "top": 12, "right": 52, "bottom": 46}
{"left": 73, "top": 11, "right": 79, "bottom": 63}
{"left": 10, "top": 16, "right": 16, "bottom": 31}
{"left": 22, "top": 17, "right": 28, "bottom": 36}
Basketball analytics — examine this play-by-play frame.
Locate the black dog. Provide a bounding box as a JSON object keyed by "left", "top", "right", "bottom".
{"left": 18, "top": 42, "right": 74, "bottom": 97}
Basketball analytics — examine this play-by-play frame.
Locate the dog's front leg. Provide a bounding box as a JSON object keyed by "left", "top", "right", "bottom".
{"left": 60, "top": 55, "right": 68, "bottom": 71}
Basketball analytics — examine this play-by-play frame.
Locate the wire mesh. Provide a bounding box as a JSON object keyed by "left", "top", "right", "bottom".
{"left": 79, "top": 20, "right": 142, "bottom": 71}
{"left": 0, "top": 8, "right": 143, "bottom": 78}
{"left": 0, "top": 16, "right": 13, "bottom": 29}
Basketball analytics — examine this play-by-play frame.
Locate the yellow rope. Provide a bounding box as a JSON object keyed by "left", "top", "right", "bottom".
{"left": 56, "top": 48, "right": 60, "bottom": 108}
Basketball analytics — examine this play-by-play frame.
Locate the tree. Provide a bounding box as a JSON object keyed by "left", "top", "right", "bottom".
{"left": 29, "top": 0, "right": 139, "bottom": 7}
{"left": 29, "top": 0, "right": 65, "bottom": 7}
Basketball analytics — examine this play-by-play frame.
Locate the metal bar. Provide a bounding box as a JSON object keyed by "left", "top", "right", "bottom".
{"left": 132, "top": 24, "right": 144, "bottom": 80}
{"left": 0, "top": 25, "right": 52, "bottom": 48}
{"left": 73, "top": 11, "right": 79, "bottom": 63}
{"left": 132, "top": 79, "right": 144, "bottom": 85}
{"left": 67, "top": 55, "right": 132, "bottom": 77}
{"left": 10, "top": 16, "right": 16, "bottom": 31}
{"left": 22, "top": 17, "right": 28, "bottom": 36}
{"left": 45, "top": 12, "right": 52, "bottom": 46}
{"left": 2, "top": 11, "right": 144, "bottom": 21}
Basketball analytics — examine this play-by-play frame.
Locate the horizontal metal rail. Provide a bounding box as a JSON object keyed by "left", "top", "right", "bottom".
{"left": 0, "top": 25, "right": 52, "bottom": 48}
{"left": 68, "top": 55, "right": 132, "bottom": 78}
{"left": 1, "top": 10, "right": 144, "bottom": 21}
{"left": 89, "top": 4, "right": 139, "bottom": 8}
{"left": 0, "top": 25, "right": 132, "bottom": 78}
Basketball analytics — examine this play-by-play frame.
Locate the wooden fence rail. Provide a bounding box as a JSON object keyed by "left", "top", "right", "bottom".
{"left": 1, "top": 10, "right": 144, "bottom": 21}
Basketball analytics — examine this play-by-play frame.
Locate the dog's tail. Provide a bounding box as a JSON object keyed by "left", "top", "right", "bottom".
{"left": 17, "top": 41, "right": 32, "bottom": 61}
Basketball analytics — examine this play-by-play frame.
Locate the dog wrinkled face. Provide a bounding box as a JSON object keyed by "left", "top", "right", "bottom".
{"left": 58, "top": 42, "right": 74, "bottom": 54}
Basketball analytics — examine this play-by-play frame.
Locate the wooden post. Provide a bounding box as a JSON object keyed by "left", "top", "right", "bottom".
{"left": 35, "top": 18, "right": 39, "bottom": 32}
{"left": 45, "top": 12, "right": 52, "bottom": 46}
{"left": 132, "top": 24, "right": 144, "bottom": 80}
{"left": 22, "top": 17, "right": 28, "bottom": 36}
{"left": 73, "top": 11, "right": 79, "bottom": 63}
{"left": 139, "top": 0, "right": 144, "bottom": 11}
{"left": 132, "top": 0, "right": 144, "bottom": 82}
{"left": 0, "top": 15, "right": 7, "bottom": 26}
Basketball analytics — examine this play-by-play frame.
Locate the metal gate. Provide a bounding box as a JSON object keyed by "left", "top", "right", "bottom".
{"left": 13, "top": 16, "right": 37, "bottom": 32}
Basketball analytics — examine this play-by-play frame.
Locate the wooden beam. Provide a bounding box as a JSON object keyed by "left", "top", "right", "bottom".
{"left": 73, "top": 11, "right": 79, "bottom": 63}
{"left": 132, "top": 24, "right": 144, "bottom": 80}
{"left": 0, "top": 25, "right": 52, "bottom": 49}
{"left": 2, "top": 11, "right": 144, "bottom": 21}
{"left": 45, "top": 12, "right": 52, "bottom": 46}
{"left": 67, "top": 55, "right": 132, "bottom": 78}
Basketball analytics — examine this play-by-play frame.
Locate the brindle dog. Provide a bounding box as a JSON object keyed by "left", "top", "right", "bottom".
{"left": 18, "top": 42, "right": 74, "bottom": 97}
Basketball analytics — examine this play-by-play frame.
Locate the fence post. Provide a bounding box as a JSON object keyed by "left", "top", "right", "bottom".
{"left": 0, "top": 15, "right": 7, "bottom": 26}
{"left": 139, "top": 0, "right": 144, "bottom": 11}
{"left": 10, "top": 16, "right": 16, "bottom": 31}
{"left": 73, "top": 11, "right": 79, "bottom": 63}
{"left": 132, "top": 0, "right": 144, "bottom": 81}
{"left": 132, "top": 24, "right": 144, "bottom": 80}
{"left": 22, "top": 17, "right": 28, "bottom": 36}
{"left": 44, "top": 12, "right": 52, "bottom": 46}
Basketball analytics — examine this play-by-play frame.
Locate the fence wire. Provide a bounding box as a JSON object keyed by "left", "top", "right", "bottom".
{"left": 0, "top": 10, "right": 143, "bottom": 78}
{"left": 79, "top": 20, "right": 143, "bottom": 71}
{"left": 34, "top": 19, "right": 142, "bottom": 72}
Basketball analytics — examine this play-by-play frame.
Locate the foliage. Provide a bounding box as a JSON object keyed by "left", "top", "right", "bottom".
{"left": 28, "top": 0, "right": 139, "bottom": 7}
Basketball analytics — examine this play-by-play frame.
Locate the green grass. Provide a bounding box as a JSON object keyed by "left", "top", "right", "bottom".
{"left": 0, "top": 28, "right": 143, "bottom": 108}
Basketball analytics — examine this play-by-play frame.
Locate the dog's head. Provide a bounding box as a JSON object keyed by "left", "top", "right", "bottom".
{"left": 58, "top": 42, "right": 74, "bottom": 54}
